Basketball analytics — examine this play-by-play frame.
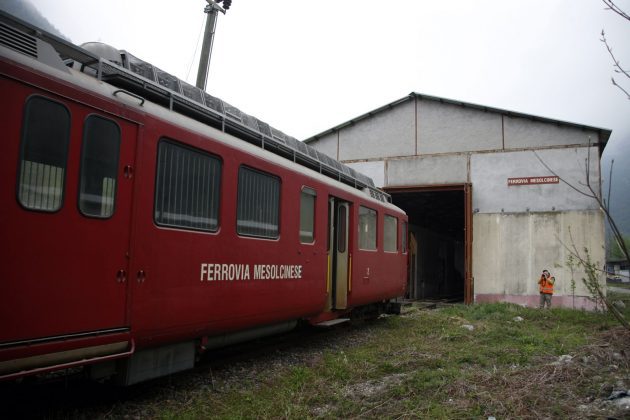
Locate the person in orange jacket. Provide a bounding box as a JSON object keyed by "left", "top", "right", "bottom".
{"left": 538, "top": 269, "right": 555, "bottom": 309}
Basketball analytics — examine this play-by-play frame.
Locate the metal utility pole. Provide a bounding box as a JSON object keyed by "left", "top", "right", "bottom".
{"left": 196, "top": 0, "right": 231, "bottom": 90}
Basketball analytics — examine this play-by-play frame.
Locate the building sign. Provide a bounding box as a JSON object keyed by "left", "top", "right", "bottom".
{"left": 507, "top": 176, "right": 559, "bottom": 186}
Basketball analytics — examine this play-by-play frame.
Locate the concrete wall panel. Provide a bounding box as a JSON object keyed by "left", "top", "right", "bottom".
{"left": 338, "top": 101, "right": 415, "bottom": 160}
{"left": 503, "top": 115, "right": 599, "bottom": 149}
{"left": 386, "top": 154, "right": 468, "bottom": 187}
{"left": 473, "top": 210, "right": 605, "bottom": 308}
{"left": 417, "top": 99, "right": 503, "bottom": 154}
{"left": 346, "top": 161, "right": 385, "bottom": 188}
{"left": 470, "top": 147, "right": 601, "bottom": 213}
{"left": 307, "top": 132, "right": 338, "bottom": 160}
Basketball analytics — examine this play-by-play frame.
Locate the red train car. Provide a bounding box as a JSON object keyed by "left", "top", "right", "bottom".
{"left": 0, "top": 12, "right": 407, "bottom": 385}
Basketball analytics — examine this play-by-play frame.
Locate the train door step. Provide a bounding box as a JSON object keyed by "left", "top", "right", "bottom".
{"left": 314, "top": 318, "right": 350, "bottom": 328}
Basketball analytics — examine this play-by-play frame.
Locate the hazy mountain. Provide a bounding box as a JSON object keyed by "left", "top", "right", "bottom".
{"left": 0, "top": 0, "right": 69, "bottom": 41}
{"left": 602, "top": 135, "right": 630, "bottom": 254}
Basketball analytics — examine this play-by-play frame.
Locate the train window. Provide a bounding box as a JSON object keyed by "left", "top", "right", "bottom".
{"left": 358, "top": 206, "right": 377, "bottom": 250}
{"left": 300, "top": 187, "right": 316, "bottom": 243}
{"left": 384, "top": 215, "right": 398, "bottom": 252}
{"left": 237, "top": 166, "right": 280, "bottom": 239}
{"left": 78, "top": 116, "right": 121, "bottom": 218}
{"left": 337, "top": 205, "right": 347, "bottom": 253}
{"left": 402, "top": 221, "right": 408, "bottom": 254}
{"left": 154, "top": 140, "right": 221, "bottom": 231}
{"left": 17, "top": 96, "right": 70, "bottom": 212}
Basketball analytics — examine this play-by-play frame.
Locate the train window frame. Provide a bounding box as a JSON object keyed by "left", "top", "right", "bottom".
{"left": 402, "top": 221, "right": 408, "bottom": 254}
{"left": 383, "top": 214, "right": 398, "bottom": 253}
{"left": 337, "top": 204, "right": 347, "bottom": 253}
{"left": 78, "top": 114, "right": 121, "bottom": 219}
{"left": 154, "top": 138, "right": 222, "bottom": 232}
{"left": 299, "top": 186, "right": 316, "bottom": 244}
{"left": 236, "top": 165, "right": 281, "bottom": 240}
{"left": 327, "top": 199, "right": 332, "bottom": 253}
{"left": 358, "top": 205, "right": 377, "bottom": 251}
{"left": 16, "top": 95, "right": 71, "bottom": 213}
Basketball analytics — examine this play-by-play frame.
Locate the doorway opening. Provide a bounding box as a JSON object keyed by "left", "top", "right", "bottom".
{"left": 387, "top": 185, "right": 472, "bottom": 304}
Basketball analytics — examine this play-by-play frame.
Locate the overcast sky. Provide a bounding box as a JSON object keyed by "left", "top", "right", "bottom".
{"left": 30, "top": 0, "right": 630, "bottom": 160}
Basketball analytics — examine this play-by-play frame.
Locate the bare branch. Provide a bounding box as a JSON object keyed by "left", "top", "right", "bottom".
{"left": 601, "top": 30, "right": 630, "bottom": 99}
{"left": 532, "top": 151, "right": 594, "bottom": 198}
{"left": 601, "top": 0, "right": 630, "bottom": 21}
{"left": 533, "top": 146, "right": 630, "bottom": 265}
{"left": 611, "top": 77, "right": 630, "bottom": 100}
{"left": 607, "top": 159, "right": 614, "bottom": 209}
{"left": 560, "top": 229, "right": 629, "bottom": 329}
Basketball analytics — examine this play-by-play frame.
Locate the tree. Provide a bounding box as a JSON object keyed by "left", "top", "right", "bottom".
{"left": 600, "top": 0, "right": 630, "bottom": 265}
{"left": 601, "top": 0, "right": 630, "bottom": 99}
{"left": 609, "top": 235, "right": 630, "bottom": 260}
{"left": 534, "top": 143, "right": 629, "bottom": 329}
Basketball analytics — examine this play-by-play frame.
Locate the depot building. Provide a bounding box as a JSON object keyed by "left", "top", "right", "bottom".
{"left": 305, "top": 93, "right": 610, "bottom": 309}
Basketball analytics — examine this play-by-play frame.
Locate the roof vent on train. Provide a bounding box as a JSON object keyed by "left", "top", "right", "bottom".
{"left": 80, "top": 42, "right": 123, "bottom": 66}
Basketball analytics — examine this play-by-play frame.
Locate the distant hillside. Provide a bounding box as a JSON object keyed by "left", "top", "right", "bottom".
{"left": 602, "top": 135, "right": 630, "bottom": 255}
{"left": 0, "top": 0, "right": 69, "bottom": 40}
{"left": 606, "top": 167, "right": 630, "bottom": 235}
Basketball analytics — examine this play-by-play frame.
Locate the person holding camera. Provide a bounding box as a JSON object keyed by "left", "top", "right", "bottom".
{"left": 538, "top": 269, "right": 555, "bottom": 309}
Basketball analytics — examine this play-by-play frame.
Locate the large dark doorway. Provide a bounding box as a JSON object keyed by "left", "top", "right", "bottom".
{"left": 387, "top": 185, "right": 472, "bottom": 303}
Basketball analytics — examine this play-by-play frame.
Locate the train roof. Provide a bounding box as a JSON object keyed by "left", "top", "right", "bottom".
{"left": 0, "top": 10, "right": 390, "bottom": 204}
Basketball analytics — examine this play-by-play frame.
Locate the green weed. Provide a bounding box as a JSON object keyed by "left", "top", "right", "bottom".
{"left": 85, "top": 302, "right": 630, "bottom": 419}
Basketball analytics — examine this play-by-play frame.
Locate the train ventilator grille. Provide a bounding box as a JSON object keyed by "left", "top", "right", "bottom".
{"left": 0, "top": 20, "right": 36, "bottom": 58}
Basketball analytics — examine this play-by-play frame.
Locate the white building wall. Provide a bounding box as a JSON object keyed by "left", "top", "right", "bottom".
{"left": 470, "top": 147, "right": 601, "bottom": 213}
{"left": 308, "top": 132, "right": 338, "bottom": 160}
{"left": 417, "top": 99, "right": 503, "bottom": 154}
{"left": 473, "top": 210, "right": 605, "bottom": 309}
{"left": 346, "top": 161, "right": 386, "bottom": 188}
{"left": 338, "top": 101, "right": 416, "bottom": 160}
{"left": 503, "top": 116, "right": 600, "bottom": 150}
{"left": 387, "top": 154, "right": 468, "bottom": 186}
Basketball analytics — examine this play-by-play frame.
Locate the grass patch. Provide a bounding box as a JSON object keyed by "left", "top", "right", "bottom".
{"left": 69, "top": 302, "right": 630, "bottom": 419}
{"left": 608, "top": 280, "right": 630, "bottom": 289}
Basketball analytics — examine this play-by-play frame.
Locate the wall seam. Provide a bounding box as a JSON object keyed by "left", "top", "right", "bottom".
{"left": 415, "top": 95, "right": 419, "bottom": 155}
{"left": 502, "top": 115, "right": 505, "bottom": 150}
{"left": 467, "top": 153, "right": 471, "bottom": 183}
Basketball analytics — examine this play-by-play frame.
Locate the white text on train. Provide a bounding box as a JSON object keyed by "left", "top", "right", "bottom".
{"left": 200, "top": 264, "right": 303, "bottom": 281}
